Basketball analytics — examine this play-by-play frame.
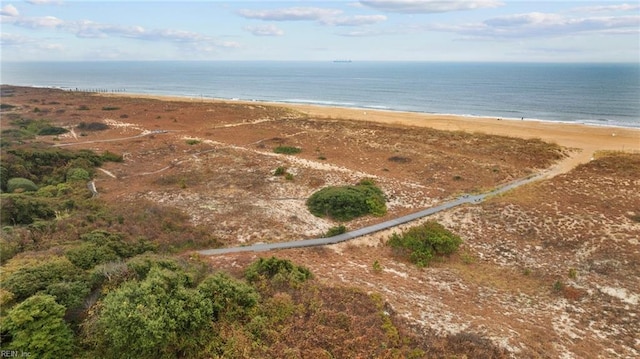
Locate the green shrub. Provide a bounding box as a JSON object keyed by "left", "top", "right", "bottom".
{"left": 3, "top": 294, "right": 74, "bottom": 358}
{"left": 101, "top": 150, "right": 124, "bottom": 162}
{"left": 101, "top": 106, "right": 120, "bottom": 111}
{"left": 7, "top": 177, "right": 38, "bottom": 193}
{"left": 67, "top": 230, "right": 156, "bottom": 270}
{"left": 197, "top": 272, "right": 259, "bottom": 320}
{"left": 89, "top": 267, "right": 214, "bottom": 359}
{"left": 387, "top": 221, "right": 463, "bottom": 267}
{"left": 273, "top": 146, "right": 302, "bottom": 155}
{"left": 306, "top": 181, "right": 386, "bottom": 221}
{"left": 274, "top": 166, "right": 287, "bottom": 176}
{"left": 185, "top": 139, "right": 201, "bottom": 145}
{"left": 325, "top": 224, "right": 347, "bottom": 237}
{"left": 66, "top": 167, "right": 90, "bottom": 182}
{"left": 1, "top": 256, "right": 90, "bottom": 308}
{"left": 0, "top": 194, "right": 55, "bottom": 225}
{"left": 245, "top": 256, "right": 312, "bottom": 285}
{"left": 77, "top": 122, "right": 109, "bottom": 131}
{"left": 37, "top": 126, "right": 68, "bottom": 136}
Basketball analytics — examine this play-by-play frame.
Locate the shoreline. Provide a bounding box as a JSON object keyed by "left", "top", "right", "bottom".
{"left": 95, "top": 90, "right": 640, "bottom": 148}
{"left": 10, "top": 84, "right": 638, "bottom": 130}
{"left": 94, "top": 89, "right": 640, "bottom": 131}
{"left": 94, "top": 89, "right": 640, "bottom": 175}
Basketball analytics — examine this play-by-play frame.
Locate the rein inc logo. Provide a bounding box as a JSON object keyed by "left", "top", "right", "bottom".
{"left": 1, "top": 351, "right": 30, "bottom": 358}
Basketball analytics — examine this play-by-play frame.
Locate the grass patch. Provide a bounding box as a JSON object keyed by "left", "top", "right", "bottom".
{"left": 185, "top": 139, "right": 201, "bottom": 145}
{"left": 101, "top": 106, "right": 120, "bottom": 111}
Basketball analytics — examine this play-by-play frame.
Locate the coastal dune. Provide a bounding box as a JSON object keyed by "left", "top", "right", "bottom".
{"left": 108, "top": 91, "right": 640, "bottom": 171}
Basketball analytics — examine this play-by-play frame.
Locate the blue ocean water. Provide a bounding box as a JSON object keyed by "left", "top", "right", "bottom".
{"left": 2, "top": 61, "right": 639, "bottom": 128}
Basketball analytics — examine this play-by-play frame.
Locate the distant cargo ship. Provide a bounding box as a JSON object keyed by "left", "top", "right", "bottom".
{"left": 333, "top": 60, "right": 352, "bottom": 63}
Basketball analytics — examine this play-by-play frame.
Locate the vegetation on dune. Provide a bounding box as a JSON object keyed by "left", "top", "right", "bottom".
{"left": 0, "top": 87, "right": 552, "bottom": 357}
{"left": 76, "top": 122, "right": 109, "bottom": 131}
{"left": 388, "top": 221, "right": 463, "bottom": 267}
{"left": 273, "top": 145, "right": 302, "bottom": 155}
{"left": 306, "top": 179, "right": 387, "bottom": 221}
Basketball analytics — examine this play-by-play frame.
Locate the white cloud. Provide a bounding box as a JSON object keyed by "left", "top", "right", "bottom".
{"left": 26, "top": 0, "right": 63, "bottom": 5}
{"left": 0, "top": 32, "right": 64, "bottom": 51}
{"left": 237, "top": 7, "right": 342, "bottom": 21}
{"left": 9, "top": 15, "right": 65, "bottom": 28}
{"left": 359, "top": 0, "right": 503, "bottom": 13}
{"left": 427, "top": 12, "right": 640, "bottom": 38}
{"left": 320, "top": 14, "right": 387, "bottom": 26}
{"left": 244, "top": 24, "right": 284, "bottom": 36}
{"left": 1, "top": 4, "right": 19, "bottom": 17}
{"left": 337, "top": 28, "right": 401, "bottom": 37}
{"left": 572, "top": 3, "right": 640, "bottom": 13}
{"left": 0, "top": 32, "right": 30, "bottom": 46}
{"left": 2, "top": 11, "right": 238, "bottom": 55}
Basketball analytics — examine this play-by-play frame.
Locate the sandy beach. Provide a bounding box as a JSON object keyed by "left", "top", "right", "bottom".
{"left": 104, "top": 91, "right": 640, "bottom": 170}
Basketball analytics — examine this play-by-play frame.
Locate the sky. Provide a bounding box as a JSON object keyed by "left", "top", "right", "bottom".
{"left": 1, "top": 1, "right": 639, "bottom": 62}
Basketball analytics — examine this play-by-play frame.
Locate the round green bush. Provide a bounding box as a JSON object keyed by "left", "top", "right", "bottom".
{"left": 7, "top": 177, "right": 38, "bottom": 193}
{"left": 387, "top": 221, "right": 463, "bottom": 267}
{"left": 66, "top": 167, "right": 90, "bottom": 182}
{"left": 306, "top": 182, "right": 386, "bottom": 221}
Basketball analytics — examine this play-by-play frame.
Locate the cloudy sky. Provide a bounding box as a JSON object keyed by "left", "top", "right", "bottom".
{"left": 1, "top": 1, "right": 638, "bottom": 62}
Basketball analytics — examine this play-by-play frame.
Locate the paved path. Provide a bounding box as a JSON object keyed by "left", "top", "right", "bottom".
{"left": 197, "top": 173, "right": 542, "bottom": 256}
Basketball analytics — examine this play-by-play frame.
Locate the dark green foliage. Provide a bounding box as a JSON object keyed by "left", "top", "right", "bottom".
{"left": 1, "top": 103, "right": 16, "bottom": 110}
{"left": 88, "top": 267, "right": 214, "bottom": 359}
{"left": 274, "top": 166, "right": 287, "bottom": 176}
{"left": 8, "top": 118, "right": 66, "bottom": 139}
{"left": 66, "top": 230, "right": 156, "bottom": 270}
{"left": 124, "top": 254, "right": 185, "bottom": 280}
{"left": 245, "top": 256, "right": 312, "bottom": 285}
{"left": 306, "top": 181, "right": 386, "bottom": 221}
{"left": 325, "top": 224, "right": 347, "bottom": 237}
{"left": 0, "top": 165, "right": 7, "bottom": 192}
{"left": 387, "top": 221, "right": 463, "bottom": 267}
{"left": 7, "top": 177, "right": 38, "bottom": 193}
{"left": 273, "top": 146, "right": 302, "bottom": 155}
{"left": 100, "top": 150, "right": 124, "bottom": 163}
{"left": 0, "top": 194, "right": 55, "bottom": 225}
{"left": 76, "top": 122, "right": 109, "bottom": 131}
{"left": 2, "top": 148, "right": 122, "bottom": 187}
{"left": 197, "top": 272, "right": 259, "bottom": 320}
{"left": 1, "top": 257, "right": 90, "bottom": 308}
{"left": 101, "top": 106, "right": 120, "bottom": 111}
{"left": 3, "top": 294, "right": 74, "bottom": 358}
{"left": 37, "top": 126, "right": 68, "bottom": 136}
{"left": 66, "top": 167, "right": 90, "bottom": 182}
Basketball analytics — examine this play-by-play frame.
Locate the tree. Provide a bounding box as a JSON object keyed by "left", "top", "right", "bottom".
{"left": 7, "top": 177, "right": 38, "bottom": 193}
{"left": 89, "top": 267, "right": 214, "bottom": 359}
{"left": 1, "top": 256, "right": 90, "bottom": 308}
{"left": 3, "top": 294, "right": 74, "bottom": 359}
{"left": 197, "top": 273, "right": 259, "bottom": 321}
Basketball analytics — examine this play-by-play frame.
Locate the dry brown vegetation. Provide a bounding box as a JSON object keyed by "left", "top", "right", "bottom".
{"left": 2, "top": 85, "right": 638, "bottom": 358}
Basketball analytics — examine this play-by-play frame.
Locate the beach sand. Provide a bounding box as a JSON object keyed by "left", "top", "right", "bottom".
{"left": 105, "top": 92, "right": 640, "bottom": 173}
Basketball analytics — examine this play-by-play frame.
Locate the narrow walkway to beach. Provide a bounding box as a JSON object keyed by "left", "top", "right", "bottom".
{"left": 197, "top": 166, "right": 551, "bottom": 256}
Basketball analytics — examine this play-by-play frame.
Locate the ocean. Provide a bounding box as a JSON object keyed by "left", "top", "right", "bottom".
{"left": 1, "top": 61, "right": 639, "bottom": 128}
